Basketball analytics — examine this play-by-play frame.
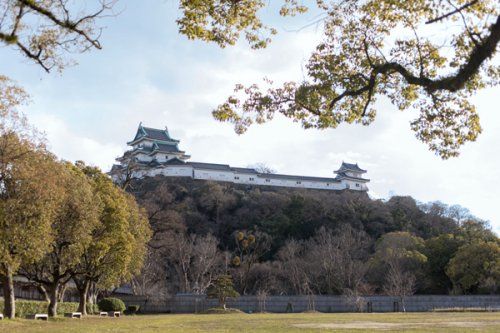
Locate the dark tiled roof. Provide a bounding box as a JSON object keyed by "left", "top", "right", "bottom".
{"left": 148, "top": 159, "right": 162, "bottom": 167}
{"left": 130, "top": 124, "right": 179, "bottom": 144}
{"left": 165, "top": 158, "right": 187, "bottom": 165}
{"left": 143, "top": 127, "right": 175, "bottom": 141}
{"left": 231, "top": 167, "right": 258, "bottom": 174}
{"left": 188, "top": 161, "right": 341, "bottom": 182}
{"left": 152, "top": 142, "right": 181, "bottom": 153}
{"left": 135, "top": 160, "right": 151, "bottom": 166}
{"left": 187, "top": 162, "right": 232, "bottom": 171}
{"left": 335, "top": 162, "right": 367, "bottom": 173}
{"left": 128, "top": 143, "right": 181, "bottom": 155}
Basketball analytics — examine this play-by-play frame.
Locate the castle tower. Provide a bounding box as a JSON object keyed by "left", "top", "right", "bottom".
{"left": 119, "top": 123, "right": 190, "bottom": 164}
{"left": 334, "top": 162, "right": 370, "bottom": 190}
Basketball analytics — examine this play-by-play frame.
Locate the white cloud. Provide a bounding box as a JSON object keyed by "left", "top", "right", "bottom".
{"left": 30, "top": 114, "right": 123, "bottom": 170}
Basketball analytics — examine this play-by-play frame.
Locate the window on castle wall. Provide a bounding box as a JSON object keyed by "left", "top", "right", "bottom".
{"left": 356, "top": 183, "right": 360, "bottom": 187}
{"left": 265, "top": 179, "right": 270, "bottom": 182}
{"left": 296, "top": 181, "right": 301, "bottom": 184}
{"left": 235, "top": 176, "right": 240, "bottom": 180}
{"left": 249, "top": 177, "right": 254, "bottom": 181}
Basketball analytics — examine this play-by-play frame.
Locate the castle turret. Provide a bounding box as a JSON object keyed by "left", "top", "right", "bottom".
{"left": 334, "top": 162, "right": 369, "bottom": 190}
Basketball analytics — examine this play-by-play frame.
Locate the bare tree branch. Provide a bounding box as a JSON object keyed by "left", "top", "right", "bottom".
{"left": 426, "top": 0, "right": 479, "bottom": 24}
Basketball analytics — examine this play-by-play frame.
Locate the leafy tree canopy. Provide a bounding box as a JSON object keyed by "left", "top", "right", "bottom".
{"left": 212, "top": 0, "right": 500, "bottom": 158}
{"left": 207, "top": 274, "right": 239, "bottom": 309}
{"left": 0, "top": 77, "right": 59, "bottom": 318}
{"left": 71, "top": 162, "right": 151, "bottom": 315}
{"left": 423, "top": 234, "right": 464, "bottom": 293}
{"left": 446, "top": 241, "right": 500, "bottom": 293}
{"left": 371, "top": 231, "right": 428, "bottom": 272}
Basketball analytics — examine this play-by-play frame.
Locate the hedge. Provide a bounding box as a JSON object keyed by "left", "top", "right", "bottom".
{"left": 97, "top": 297, "right": 126, "bottom": 312}
{"left": 0, "top": 299, "right": 79, "bottom": 317}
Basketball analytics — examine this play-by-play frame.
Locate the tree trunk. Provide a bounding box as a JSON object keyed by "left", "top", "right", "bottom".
{"left": 87, "top": 281, "right": 98, "bottom": 307}
{"left": 222, "top": 299, "right": 227, "bottom": 310}
{"left": 184, "top": 272, "right": 190, "bottom": 293}
{"left": 58, "top": 284, "right": 67, "bottom": 302}
{"left": 86, "top": 290, "right": 94, "bottom": 314}
{"left": 38, "top": 285, "right": 50, "bottom": 302}
{"left": 77, "top": 279, "right": 90, "bottom": 316}
{"left": 1, "top": 266, "right": 16, "bottom": 319}
{"left": 47, "top": 284, "right": 59, "bottom": 317}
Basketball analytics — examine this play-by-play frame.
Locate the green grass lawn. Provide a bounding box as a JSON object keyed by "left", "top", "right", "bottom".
{"left": 1, "top": 312, "right": 499, "bottom": 332}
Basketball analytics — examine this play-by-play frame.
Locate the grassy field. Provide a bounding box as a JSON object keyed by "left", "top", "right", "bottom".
{"left": 0, "top": 312, "right": 499, "bottom": 332}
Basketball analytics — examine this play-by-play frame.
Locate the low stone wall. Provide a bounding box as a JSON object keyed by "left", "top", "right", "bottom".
{"left": 119, "top": 294, "right": 500, "bottom": 314}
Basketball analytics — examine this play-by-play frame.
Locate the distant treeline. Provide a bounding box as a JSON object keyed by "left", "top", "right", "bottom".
{"left": 129, "top": 177, "right": 499, "bottom": 298}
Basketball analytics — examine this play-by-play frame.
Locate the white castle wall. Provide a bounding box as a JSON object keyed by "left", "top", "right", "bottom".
{"left": 193, "top": 169, "right": 232, "bottom": 181}
{"left": 163, "top": 166, "right": 193, "bottom": 177}
{"left": 134, "top": 152, "right": 153, "bottom": 163}
{"left": 232, "top": 172, "right": 257, "bottom": 184}
{"left": 127, "top": 165, "right": 367, "bottom": 191}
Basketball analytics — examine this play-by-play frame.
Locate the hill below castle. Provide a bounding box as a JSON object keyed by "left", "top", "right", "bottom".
{"left": 128, "top": 176, "right": 499, "bottom": 297}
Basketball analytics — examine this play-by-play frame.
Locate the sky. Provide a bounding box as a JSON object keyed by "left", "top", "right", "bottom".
{"left": 0, "top": 1, "right": 499, "bottom": 233}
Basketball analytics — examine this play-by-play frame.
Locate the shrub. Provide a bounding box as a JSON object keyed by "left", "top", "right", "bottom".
{"left": 97, "top": 298, "right": 126, "bottom": 312}
{"left": 56, "top": 301, "right": 79, "bottom": 315}
{"left": 86, "top": 303, "right": 99, "bottom": 315}
{"left": 0, "top": 299, "right": 78, "bottom": 317}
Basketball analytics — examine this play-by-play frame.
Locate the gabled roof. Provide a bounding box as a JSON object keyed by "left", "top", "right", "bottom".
{"left": 334, "top": 162, "right": 367, "bottom": 174}
{"left": 150, "top": 142, "right": 182, "bottom": 154}
{"left": 164, "top": 157, "right": 187, "bottom": 165}
{"left": 187, "top": 162, "right": 232, "bottom": 171}
{"left": 128, "top": 123, "right": 180, "bottom": 145}
{"left": 143, "top": 126, "right": 178, "bottom": 142}
{"left": 148, "top": 159, "right": 162, "bottom": 167}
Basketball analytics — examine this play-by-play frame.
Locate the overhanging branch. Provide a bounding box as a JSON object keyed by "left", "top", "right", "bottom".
{"left": 426, "top": 0, "right": 479, "bottom": 24}
{"left": 328, "top": 15, "right": 500, "bottom": 110}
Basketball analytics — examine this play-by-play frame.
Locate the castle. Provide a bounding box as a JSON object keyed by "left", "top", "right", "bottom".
{"left": 110, "top": 123, "right": 370, "bottom": 191}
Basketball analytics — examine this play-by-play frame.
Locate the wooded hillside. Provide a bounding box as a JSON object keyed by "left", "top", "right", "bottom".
{"left": 129, "top": 176, "right": 499, "bottom": 298}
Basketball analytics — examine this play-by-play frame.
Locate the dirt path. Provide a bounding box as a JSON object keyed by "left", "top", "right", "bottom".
{"left": 294, "top": 320, "right": 500, "bottom": 330}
